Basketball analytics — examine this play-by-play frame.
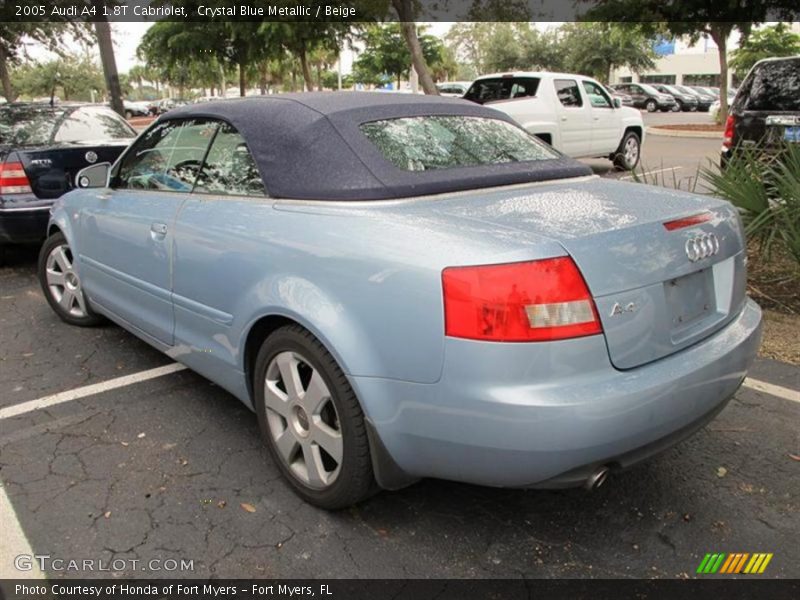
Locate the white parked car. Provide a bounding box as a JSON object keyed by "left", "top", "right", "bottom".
{"left": 464, "top": 72, "right": 645, "bottom": 170}
{"left": 436, "top": 81, "right": 471, "bottom": 98}
{"left": 122, "top": 100, "right": 150, "bottom": 118}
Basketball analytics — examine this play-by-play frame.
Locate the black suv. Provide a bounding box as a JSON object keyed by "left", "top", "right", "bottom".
{"left": 722, "top": 56, "right": 800, "bottom": 166}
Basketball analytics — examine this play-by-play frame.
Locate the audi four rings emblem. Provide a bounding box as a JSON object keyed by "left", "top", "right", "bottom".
{"left": 685, "top": 233, "right": 719, "bottom": 262}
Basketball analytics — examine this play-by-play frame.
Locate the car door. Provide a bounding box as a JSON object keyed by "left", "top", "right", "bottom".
{"left": 626, "top": 84, "right": 647, "bottom": 108}
{"left": 78, "top": 118, "right": 218, "bottom": 345}
{"left": 553, "top": 78, "right": 592, "bottom": 157}
{"left": 581, "top": 79, "right": 621, "bottom": 154}
{"left": 171, "top": 122, "right": 268, "bottom": 382}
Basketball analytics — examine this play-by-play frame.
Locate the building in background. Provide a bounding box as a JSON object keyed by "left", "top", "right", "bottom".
{"left": 612, "top": 23, "right": 800, "bottom": 88}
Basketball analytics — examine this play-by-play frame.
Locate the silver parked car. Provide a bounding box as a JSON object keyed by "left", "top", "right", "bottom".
{"left": 39, "top": 93, "right": 762, "bottom": 508}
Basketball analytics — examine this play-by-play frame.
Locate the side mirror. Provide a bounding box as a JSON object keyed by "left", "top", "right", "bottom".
{"left": 613, "top": 98, "right": 622, "bottom": 109}
{"left": 76, "top": 162, "right": 111, "bottom": 189}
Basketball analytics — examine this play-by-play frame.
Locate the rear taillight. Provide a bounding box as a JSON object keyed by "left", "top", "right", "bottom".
{"left": 0, "top": 161, "right": 33, "bottom": 194}
{"left": 722, "top": 115, "right": 735, "bottom": 149}
{"left": 442, "top": 257, "right": 602, "bottom": 342}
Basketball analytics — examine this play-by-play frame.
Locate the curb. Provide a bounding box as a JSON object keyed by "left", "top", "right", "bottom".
{"left": 647, "top": 126, "right": 722, "bottom": 139}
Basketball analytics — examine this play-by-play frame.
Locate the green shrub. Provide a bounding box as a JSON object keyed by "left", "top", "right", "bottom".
{"left": 701, "top": 143, "right": 800, "bottom": 267}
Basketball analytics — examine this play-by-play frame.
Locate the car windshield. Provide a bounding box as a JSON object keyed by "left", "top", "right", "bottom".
{"left": 0, "top": 106, "right": 64, "bottom": 146}
{"left": 360, "top": 115, "right": 559, "bottom": 172}
{"left": 0, "top": 105, "right": 136, "bottom": 147}
{"left": 663, "top": 85, "right": 682, "bottom": 95}
{"left": 54, "top": 106, "right": 136, "bottom": 143}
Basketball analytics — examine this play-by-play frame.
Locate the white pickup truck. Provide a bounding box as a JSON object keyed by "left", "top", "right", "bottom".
{"left": 464, "top": 72, "right": 645, "bottom": 170}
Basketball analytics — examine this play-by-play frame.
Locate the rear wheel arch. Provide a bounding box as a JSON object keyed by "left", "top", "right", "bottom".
{"left": 243, "top": 314, "right": 298, "bottom": 402}
{"left": 243, "top": 314, "right": 412, "bottom": 495}
{"left": 242, "top": 312, "right": 359, "bottom": 408}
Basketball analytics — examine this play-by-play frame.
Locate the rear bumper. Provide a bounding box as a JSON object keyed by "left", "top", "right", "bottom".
{"left": 0, "top": 206, "right": 50, "bottom": 243}
{"left": 354, "top": 298, "right": 762, "bottom": 488}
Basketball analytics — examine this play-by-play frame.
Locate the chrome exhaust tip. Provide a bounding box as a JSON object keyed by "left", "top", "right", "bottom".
{"left": 585, "top": 466, "right": 610, "bottom": 491}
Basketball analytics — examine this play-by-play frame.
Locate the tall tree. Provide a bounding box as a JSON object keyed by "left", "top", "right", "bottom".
{"left": 0, "top": 21, "right": 89, "bottom": 101}
{"left": 94, "top": 18, "right": 123, "bottom": 115}
{"left": 13, "top": 53, "right": 105, "bottom": 102}
{"left": 447, "top": 23, "right": 566, "bottom": 75}
{"left": 729, "top": 23, "right": 800, "bottom": 81}
{"left": 353, "top": 24, "right": 446, "bottom": 89}
{"left": 391, "top": 0, "right": 438, "bottom": 94}
{"left": 560, "top": 22, "right": 656, "bottom": 83}
{"left": 583, "top": 0, "right": 800, "bottom": 121}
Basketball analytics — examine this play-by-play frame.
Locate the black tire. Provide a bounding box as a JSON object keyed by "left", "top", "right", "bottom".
{"left": 125, "top": 110, "right": 133, "bottom": 119}
{"left": 671, "top": 103, "right": 680, "bottom": 112}
{"left": 253, "top": 325, "right": 375, "bottom": 509}
{"left": 38, "top": 232, "right": 104, "bottom": 327}
{"left": 645, "top": 99, "right": 657, "bottom": 113}
{"left": 613, "top": 131, "right": 641, "bottom": 171}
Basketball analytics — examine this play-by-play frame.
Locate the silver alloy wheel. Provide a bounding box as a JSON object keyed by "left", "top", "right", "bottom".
{"left": 264, "top": 351, "right": 343, "bottom": 489}
{"left": 45, "top": 244, "right": 89, "bottom": 318}
{"left": 624, "top": 136, "right": 639, "bottom": 167}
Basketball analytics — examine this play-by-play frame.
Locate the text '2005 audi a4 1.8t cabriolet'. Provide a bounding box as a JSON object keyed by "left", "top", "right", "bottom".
{"left": 38, "top": 93, "right": 762, "bottom": 509}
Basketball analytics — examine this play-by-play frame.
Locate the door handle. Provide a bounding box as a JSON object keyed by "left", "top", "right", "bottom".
{"left": 151, "top": 222, "right": 168, "bottom": 236}
{"left": 560, "top": 116, "right": 568, "bottom": 121}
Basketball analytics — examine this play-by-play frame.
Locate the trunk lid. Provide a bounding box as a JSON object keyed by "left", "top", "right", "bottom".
{"left": 13, "top": 142, "right": 128, "bottom": 200}
{"left": 436, "top": 177, "right": 747, "bottom": 369}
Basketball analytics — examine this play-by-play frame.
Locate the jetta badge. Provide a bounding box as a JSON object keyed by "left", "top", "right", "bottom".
{"left": 85, "top": 151, "right": 98, "bottom": 164}
{"left": 685, "top": 233, "right": 719, "bottom": 262}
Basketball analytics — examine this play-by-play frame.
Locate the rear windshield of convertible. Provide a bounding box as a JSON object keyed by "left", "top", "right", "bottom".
{"left": 360, "top": 115, "right": 558, "bottom": 172}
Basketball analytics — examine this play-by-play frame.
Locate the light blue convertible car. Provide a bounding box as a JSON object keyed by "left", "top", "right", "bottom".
{"left": 39, "top": 93, "right": 762, "bottom": 508}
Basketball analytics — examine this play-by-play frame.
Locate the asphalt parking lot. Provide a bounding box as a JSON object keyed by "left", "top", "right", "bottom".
{"left": 584, "top": 111, "right": 721, "bottom": 191}
{"left": 0, "top": 122, "right": 798, "bottom": 581}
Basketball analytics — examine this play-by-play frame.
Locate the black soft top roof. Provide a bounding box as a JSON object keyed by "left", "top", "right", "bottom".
{"left": 164, "top": 92, "right": 591, "bottom": 200}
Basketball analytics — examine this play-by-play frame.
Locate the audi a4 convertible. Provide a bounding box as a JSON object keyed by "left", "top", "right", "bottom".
{"left": 38, "top": 93, "right": 762, "bottom": 509}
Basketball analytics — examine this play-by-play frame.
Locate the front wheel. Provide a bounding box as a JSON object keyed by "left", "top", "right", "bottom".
{"left": 671, "top": 103, "right": 681, "bottom": 112}
{"left": 253, "top": 325, "right": 375, "bottom": 509}
{"left": 645, "top": 99, "right": 657, "bottom": 112}
{"left": 38, "top": 232, "right": 104, "bottom": 326}
{"left": 613, "top": 131, "right": 641, "bottom": 170}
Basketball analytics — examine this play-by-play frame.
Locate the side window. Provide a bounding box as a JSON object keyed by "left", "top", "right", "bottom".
{"left": 464, "top": 78, "right": 539, "bottom": 104}
{"left": 582, "top": 81, "right": 612, "bottom": 108}
{"left": 194, "top": 122, "right": 266, "bottom": 197}
{"left": 555, "top": 79, "right": 583, "bottom": 108}
{"left": 113, "top": 119, "right": 217, "bottom": 191}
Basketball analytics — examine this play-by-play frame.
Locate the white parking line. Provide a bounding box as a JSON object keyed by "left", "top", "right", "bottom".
{"left": 0, "top": 363, "right": 187, "bottom": 421}
{"left": 0, "top": 482, "right": 44, "bottom": 579}
{"left": 743, "top": 378, "right": 800, "bottom": 404}
{"left": 620, "top": 166, "right": 683, "bottom": 180}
